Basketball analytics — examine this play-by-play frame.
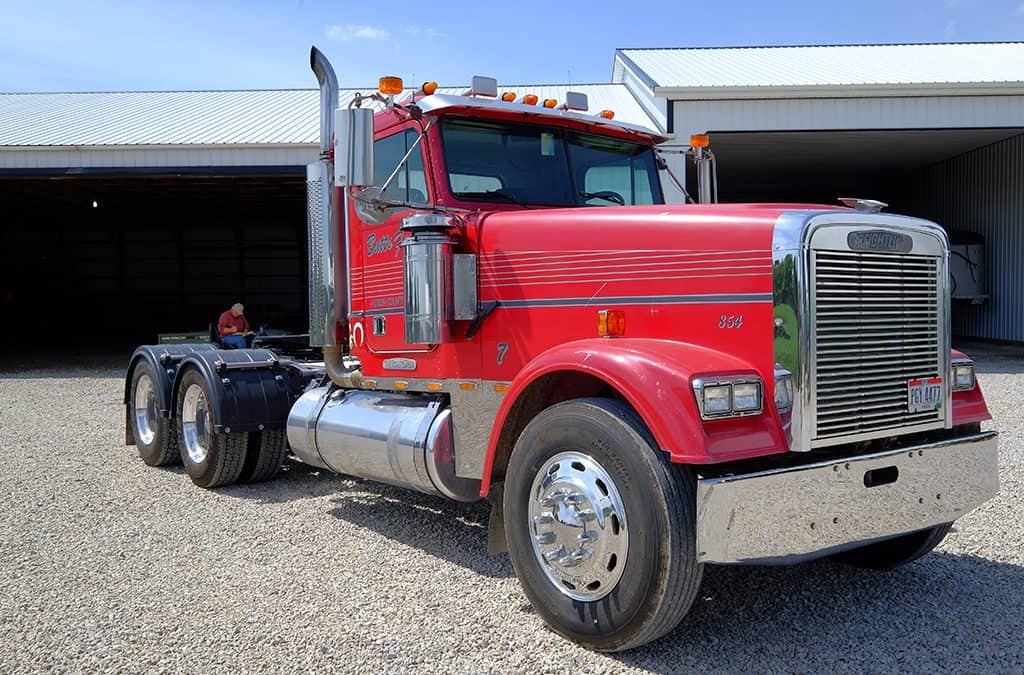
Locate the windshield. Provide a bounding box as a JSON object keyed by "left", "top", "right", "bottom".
{"left": 440, "top": 117, "right": 664, "bottom": 207}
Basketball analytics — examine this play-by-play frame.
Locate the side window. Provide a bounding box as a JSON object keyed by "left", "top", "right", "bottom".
{"left": 374, "top": 129, "right": 429, "bottom": 204}
{"left": 582, "top": 156, "right": 654, "bottom": 206}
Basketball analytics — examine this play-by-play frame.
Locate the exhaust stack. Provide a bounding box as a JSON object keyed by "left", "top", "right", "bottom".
{"left": 308, "top": 46, "right": 343, "bottom": 348}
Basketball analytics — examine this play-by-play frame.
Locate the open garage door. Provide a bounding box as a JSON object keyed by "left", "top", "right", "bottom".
{"left": 0, "top": 171, "right": 307, "bottom": 350}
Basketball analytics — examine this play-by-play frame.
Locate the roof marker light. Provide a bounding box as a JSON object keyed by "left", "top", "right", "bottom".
{"left": 522, "top": 94, "right": 539, "bottom": 105}
{"left": 421, "top": 81, "right": 438, "bottom": 95}
{"left": 501, "top": 92, "right": 516, "bottom": 102}
{"left": 379, "top": 76, "right": 404, "bottom": 95}
{"left": 542, "top": 98, "right": 557, "bottom": 108}
{"left": 599, "top": 109, "right": 615, "bottom": 119}
{"left": 690, "top": 134, "right": 710, "bottom": 148}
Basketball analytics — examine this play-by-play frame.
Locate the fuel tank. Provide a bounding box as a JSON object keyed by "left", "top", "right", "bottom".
{"left": 286, "top": 386, "right": 481, "bottom": 501}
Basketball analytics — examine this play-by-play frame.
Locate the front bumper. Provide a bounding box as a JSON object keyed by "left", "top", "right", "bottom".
{"left": 695, "top": 431, "right": 999, "bottom": 564}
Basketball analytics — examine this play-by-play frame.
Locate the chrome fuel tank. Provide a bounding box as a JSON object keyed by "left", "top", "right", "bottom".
{"left": 286, "top": 386, "right": 481, "bottom": 501}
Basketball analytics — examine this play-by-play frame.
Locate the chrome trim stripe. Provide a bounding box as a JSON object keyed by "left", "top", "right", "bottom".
{"left": 498, "top": 293, "right": 773, "bottom": 309}
{"left": 696, "top": 431, "right": 999, "bottom": 564}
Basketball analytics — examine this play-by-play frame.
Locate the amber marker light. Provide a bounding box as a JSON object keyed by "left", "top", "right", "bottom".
{"left": 542, "top": 98, "right": 558, "bottom": 108}
{"left": 459, "top": 382, "right": 477, "bottom": 391}
{"left": 522, "top": 94, "right": 539, "bottom": 105}
{"left": 421, "top": 81, "right": 438, "bottom": 95}
{"left": 599, "top": 109, "right": 615, "bottom": 119}
{"left": 597, "top": 309, "right": 626, "bottom": 337}
{"left": 690, "top": 133, "right": 710, "bottom": 148}
{"left": 427, "top": 382, "right": 443, "bottom": 392}
{"left": 379, "top": 76, "right": 404, "bottom": 95}
{"left": 493, "top": 384, "right": 509, "bottom": 393}
{"left": 501, "top": 92, "right": 516, "bottom": 102}
{"left": 362, "top": 379, "right": 378, "bottom": 388}
{"left": 394, "top": 381, "right": 408, "bottom": 390}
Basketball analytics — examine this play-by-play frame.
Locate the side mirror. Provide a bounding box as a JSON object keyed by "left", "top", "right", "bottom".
{"left": 334, "top": 107, "right": 374, "bottom": 187}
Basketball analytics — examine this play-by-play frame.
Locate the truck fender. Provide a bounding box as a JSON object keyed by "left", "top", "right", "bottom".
{"left": 480, "top": 338, "right": 780, "bottom": 495}
{"left": 170, "top": 349, "right": 294, "bottom": 435}
{"left": 124, "top": 343, "right": 217, "bottom": 445}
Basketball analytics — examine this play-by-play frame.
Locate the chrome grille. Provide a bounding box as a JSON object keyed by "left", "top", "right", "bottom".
{"left": 812, "top": 249, "right": 944, "bottom": 442}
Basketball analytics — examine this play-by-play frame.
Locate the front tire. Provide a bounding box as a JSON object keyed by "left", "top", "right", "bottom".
{"left": 176, "top": 369, "right": 248, "bottom": 489}
{"left": 129, "top": 362, "right": 180, "bottom": 467}
{"left": 503, "top": 398, "right": 702, "bottom": 652}
{"left": 832, "top": 523, "right": 952, "bottom": 570}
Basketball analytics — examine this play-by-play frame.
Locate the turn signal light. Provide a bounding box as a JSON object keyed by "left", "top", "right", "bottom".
{"left": 690, "top": 133, "right": 710, "bottom": 148}
{"left": 522, "top": 94, "right": 538, "bottom": 105}
{"left": 599, "top": 109, "right": 615, "bottom": 119}
{"left": 421, "top": 81, "right": 438, "bottom": 95}
{"left": 379, "top": 76, "right": 404, "bottom": 95}
{"left": 542, "top": 98, "right": 557, "bottom": 108}
{"left": 501, "top": 92, "right": 516, "bottom": 102}
{"left": 597, "top": 309, "right": 625, "bottom": 337}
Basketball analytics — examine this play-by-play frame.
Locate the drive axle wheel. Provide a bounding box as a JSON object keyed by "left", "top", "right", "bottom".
{"left": 129, "top": 362, "right": 180, "bottom": 467}
{"left": 504, "top": 398, "right": 703, "bottom": 652}
{"left": 176, "top": 369, "right": 248, "bottom": 489}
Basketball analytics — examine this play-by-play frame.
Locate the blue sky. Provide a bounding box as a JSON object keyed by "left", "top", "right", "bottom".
{"left": 1, "top": 0, "right": 1022, "bottom": 92}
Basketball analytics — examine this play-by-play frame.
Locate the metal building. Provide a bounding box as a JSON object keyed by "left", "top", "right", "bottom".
{"left": 615, "top": 42, "right": 1024, "bottom": 343}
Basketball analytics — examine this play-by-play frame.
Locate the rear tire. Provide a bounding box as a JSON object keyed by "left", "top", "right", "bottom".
{"left": 832, "top": 523, "right": 952, "bottom": 570}
{"left": 129, "top": 362, "right": 180, "bottom": 467}
{"left": 176, "top": 369, "right": 248, "bottom": 488}
{"left": 240, "top": 429, "right": 288, "bottom": 483}
{"left": 503, "top": 397, "right": 702, "bottom": 652}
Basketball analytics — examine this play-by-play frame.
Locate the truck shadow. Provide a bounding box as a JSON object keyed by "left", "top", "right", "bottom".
{"left": 614, "top": 549, "right": 1024, "bottom": 672}
{"left": 325, "top": 485, "right": 514, "bottom": 580}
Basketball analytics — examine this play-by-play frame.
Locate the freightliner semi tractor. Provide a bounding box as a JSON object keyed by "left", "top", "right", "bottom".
{"left": 124, "top": 46, "right": 999, "bottom": 651}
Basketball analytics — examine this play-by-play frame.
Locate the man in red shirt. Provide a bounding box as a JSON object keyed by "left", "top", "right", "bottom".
{"left": 218, "top": 303, "right": 252, "bottom": 348}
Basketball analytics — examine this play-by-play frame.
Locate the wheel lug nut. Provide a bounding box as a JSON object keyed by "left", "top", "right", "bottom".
{"left": 533, "top": 513, "right": 553, "bottom": 525}
{"left": 535, "top": 532, "right": 556, "bottom": 545}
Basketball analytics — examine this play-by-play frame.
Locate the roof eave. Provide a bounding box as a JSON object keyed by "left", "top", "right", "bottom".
{"left": 653, "top": 81, "right": 1024, "bottom": 100}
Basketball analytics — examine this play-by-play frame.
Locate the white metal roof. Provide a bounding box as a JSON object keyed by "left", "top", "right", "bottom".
{"left": 617, "top": 42, "right": 1024, "bottom": 95}
{"left": 0, "top": 84, "right": 655, "bottom": 148}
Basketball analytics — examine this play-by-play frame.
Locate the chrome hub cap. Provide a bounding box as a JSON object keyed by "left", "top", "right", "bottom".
{"left": 528, "top": 451, "right": 628, "bottom": 601}
{"left": 133, "top": 373, "right": 159, "bottom": 446}
{"left": 181, "top": 383, "right": 212, "bottom": 464}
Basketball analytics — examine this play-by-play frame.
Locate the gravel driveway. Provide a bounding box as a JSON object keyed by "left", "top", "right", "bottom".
{"left": 1, "top": 344, "right": 1021, "bottom": 673}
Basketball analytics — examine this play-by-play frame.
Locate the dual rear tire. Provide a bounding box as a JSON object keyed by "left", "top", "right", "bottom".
{"left": 128, "top": 364, "right": 287, "bottom": 488}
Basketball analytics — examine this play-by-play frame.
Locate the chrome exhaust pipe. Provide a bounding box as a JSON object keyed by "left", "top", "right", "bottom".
{"left": 308, "top": 46, "right": 344, "bottom": 348}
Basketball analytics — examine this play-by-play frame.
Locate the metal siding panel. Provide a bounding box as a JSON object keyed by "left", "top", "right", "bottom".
{"left": 908, "top": 133, "right": 1024, "bottom": 342}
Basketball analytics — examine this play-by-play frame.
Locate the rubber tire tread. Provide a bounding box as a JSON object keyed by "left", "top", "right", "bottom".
{"left": 130, "top": 363, "right": 181, "bottom": 467}
{"left": 505, "top": 397, "right": 703, "bottom": 652}
{"left": 832, "top": 522, "right": 953, "bottom": 570}
{"left": 240, "top": 429, "right": 288, "bottom": 483}
{"left": 176, "top": 369, "right": 249, "bottom": 489}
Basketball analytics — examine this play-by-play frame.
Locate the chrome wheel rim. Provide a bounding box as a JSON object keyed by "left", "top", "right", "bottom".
{"left": 133, "top": 373, "right": 159, "bottom": 446}
{"left": 181, "top": 383, "right": 211, "bottom": 464}
{"left": 528, "top": 451, "right": 628, "bottom": 602}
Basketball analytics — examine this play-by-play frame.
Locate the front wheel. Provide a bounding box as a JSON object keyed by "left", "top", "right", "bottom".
{"left": 503, "top": 398, "right": 702, "bottom": 652}
{"left": 832, "top": 523, "right": 952, "bottom": 570}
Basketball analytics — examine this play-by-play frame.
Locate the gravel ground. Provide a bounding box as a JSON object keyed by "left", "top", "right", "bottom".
{"left": 1, "top": 344, "right": 1021, "bottom": 673}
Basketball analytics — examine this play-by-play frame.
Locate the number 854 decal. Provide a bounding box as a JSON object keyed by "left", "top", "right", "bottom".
{"left": 719, "top": 314, "right": 744, "bottom": 329}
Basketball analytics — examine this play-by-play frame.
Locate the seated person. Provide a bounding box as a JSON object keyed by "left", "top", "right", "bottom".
{"left": 218, "top": 303, "right": 254, "bottom": 348}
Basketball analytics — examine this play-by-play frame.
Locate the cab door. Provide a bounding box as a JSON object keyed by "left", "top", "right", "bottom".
{"left": 360, "top": 127, "right": 432, "bottom": 353}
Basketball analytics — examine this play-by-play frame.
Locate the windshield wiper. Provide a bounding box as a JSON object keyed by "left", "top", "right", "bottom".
{"left": 456, "top": 189, "right": 535, "bottom": 208}
{"left": 580, "top": 191, "right": 626, "bottom": 206}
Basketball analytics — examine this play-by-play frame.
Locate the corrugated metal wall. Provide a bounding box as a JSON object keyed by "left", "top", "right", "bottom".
{"left": 907, "top": 132, "right": 1024, "bottom": 343}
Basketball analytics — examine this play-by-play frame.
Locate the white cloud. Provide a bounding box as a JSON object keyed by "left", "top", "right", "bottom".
{"left": 327, "top": 24, "right": 390, "bottom": 41}
{"left": 405, "top": 25, "right": 446, "bottom": 38}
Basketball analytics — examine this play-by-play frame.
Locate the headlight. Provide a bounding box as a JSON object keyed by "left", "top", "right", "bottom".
{"left": 774, "top": 367, "right": 793, "bottom": 412}
{"left": 952, "top": 360, "right": 976, "bottom": 391}
{"left": 692, "top": 377, "right": 763, "bottom": 419}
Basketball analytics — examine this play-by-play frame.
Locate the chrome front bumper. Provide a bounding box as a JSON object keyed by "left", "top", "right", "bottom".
{"left": 695, "top": 431, "right": 999, "bottom": 564}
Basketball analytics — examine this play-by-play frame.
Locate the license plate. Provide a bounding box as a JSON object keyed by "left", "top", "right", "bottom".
{"left": 907, "top": 378, "right": 943, "bottom": 413}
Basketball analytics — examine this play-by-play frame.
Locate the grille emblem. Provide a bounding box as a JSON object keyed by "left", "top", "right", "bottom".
{"left": 847, "top": 230, "right": 913, "bottom": 253}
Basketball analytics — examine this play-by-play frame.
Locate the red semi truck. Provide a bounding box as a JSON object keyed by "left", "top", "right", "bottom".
{"left": 124, "top": 47, "right": 999, "bottom": 651}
